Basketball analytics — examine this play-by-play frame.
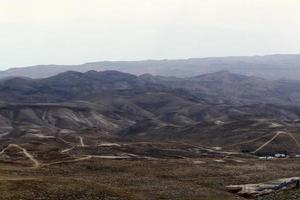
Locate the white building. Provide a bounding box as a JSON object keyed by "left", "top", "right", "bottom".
{"left": 275, "top": 154, "right": 286, "bottom": 158}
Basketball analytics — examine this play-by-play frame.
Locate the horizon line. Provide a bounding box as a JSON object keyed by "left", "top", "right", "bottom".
{"left": 3, "top": 52, "right": 300, "bottom": 71}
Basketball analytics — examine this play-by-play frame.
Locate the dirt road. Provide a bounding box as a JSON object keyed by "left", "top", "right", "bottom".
{"left": 0, "top": 144, "right": 40, "bottom": 168}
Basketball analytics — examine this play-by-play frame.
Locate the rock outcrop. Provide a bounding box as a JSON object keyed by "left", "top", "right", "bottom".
{"left": 227, "top": 177, "right": 300, "bottom": 197}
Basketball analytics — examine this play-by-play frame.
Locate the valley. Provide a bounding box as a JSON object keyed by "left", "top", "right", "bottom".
{"left": 1, "top": 133, "right": 300, "bottom": 200}
{"left": 1, "top": 0, "right": 299, "bottom": 197}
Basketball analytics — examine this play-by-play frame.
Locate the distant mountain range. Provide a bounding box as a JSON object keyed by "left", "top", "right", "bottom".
{"left": 1, "top": 70, "right": 300, "bottom": 154}
{"left": 3, "top": 69, "right": 300, "bottom": 105}
{"left": 2, "top": 54, "right": 300, "bottom": 80}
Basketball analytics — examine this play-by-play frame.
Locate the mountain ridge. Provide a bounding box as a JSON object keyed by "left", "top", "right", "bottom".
{"left": 1, "top": 70, "right": 300, "bottom": 155}
{"left": 2, "top": 54, "right": 300, "bottom": 80}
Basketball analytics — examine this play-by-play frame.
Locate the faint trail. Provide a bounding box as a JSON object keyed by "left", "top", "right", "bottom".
{"left": 56, "top": 137, "right": 75, "bottom": 153}
{"left": 56, "top": 137, "right": 73, "bottom": 145}
{"left": 0, "top": 177, "right": 39, "bottom": 181}
{"left": 223, "top": 133, "right": 274, "bottom": 148}
{"left": 0, "top": 144, "right": 40, "bottom": 168}
{"left": 46, "top": 155, "right": 134, "bottom": 166}
{"left": 89, "top": 155, "right": 133, "bottom": 159}
{"left": 60, "top": 136, "right": 88, "bottom": 153}
{"left": 124, "top": 141, "right": 239, "bottom": 155}
{"left": 176, "top": 141, "right": 240, "bottom": 155}
{"left": 45, "top": 156, "right": 92, "bottom": 166}
{"left": 0, "top": 145, "right": 11, "bottom": 154}
{"left": 0, "top": 132, "right": 10, "bottom": 139}
{"left": 61, "top": 147, "right": 74, "bottom": 153}
{"left": 253, "top": 132, "right": 281, "bottom": 154}
{"left": 78, "top": 136, "right": 85, "bottom": 147}
{"left": 286, "top": 133, "right": 300, "bottom": 149}
{"left": 252, "top": 131, "right": 300, "bottom": 153}
{"left": 45, "top": 154, "right": 146, "bottom": 166}
{"left": 42, "top": 111, "right": 47, "bottom": 120}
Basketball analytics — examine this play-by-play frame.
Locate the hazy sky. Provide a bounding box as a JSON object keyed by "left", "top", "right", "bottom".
{"left": 0, "top": 0, "right": 300, "bottom": 69}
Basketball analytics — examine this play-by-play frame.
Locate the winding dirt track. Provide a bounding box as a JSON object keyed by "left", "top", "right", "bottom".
{"left": 2, "top": 131, "right": 299, "bottom": 169}
{"left": 60, "top": 136, "right": 85, "bottom": 153}
{"left": 0, "top": 144, "right": 40, "bottom": 168}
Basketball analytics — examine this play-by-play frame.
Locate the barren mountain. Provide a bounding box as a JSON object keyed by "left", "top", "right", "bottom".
{"left": 1, "top": 70, "right": 300, "bottom": 155}
{"left": 2, "top": 54, "right": 300, "bottom": 80}
{"left": 140, "top": 70, "right": 300, "bottom": 105}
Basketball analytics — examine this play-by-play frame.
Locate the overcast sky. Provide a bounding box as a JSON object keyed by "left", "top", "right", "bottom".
{"left": 0, "top": 0, "right": 299, "bottom": 69}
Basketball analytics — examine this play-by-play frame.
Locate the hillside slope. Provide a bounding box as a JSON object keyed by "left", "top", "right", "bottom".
{"left": 0, "top": 70, "right": 300, "bottom": 155}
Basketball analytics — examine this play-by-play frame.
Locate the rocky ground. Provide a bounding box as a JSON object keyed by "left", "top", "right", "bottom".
{"left": 0, "top": 135, "right": 300, "bottom": 200}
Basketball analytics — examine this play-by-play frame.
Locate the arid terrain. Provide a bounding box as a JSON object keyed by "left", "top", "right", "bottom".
{"left": 2, "top": 0, "right": 300, "bottom": 198}
{"left": 1, "top": 134, "right": 300, "bottom": 200}
{"left": 1, "top": 70, "right": 300, "bottom": 199}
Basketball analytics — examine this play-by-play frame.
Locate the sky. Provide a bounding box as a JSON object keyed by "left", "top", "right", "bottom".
{"left": 0, "top": 0, "right": 300, "bottom": 69}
